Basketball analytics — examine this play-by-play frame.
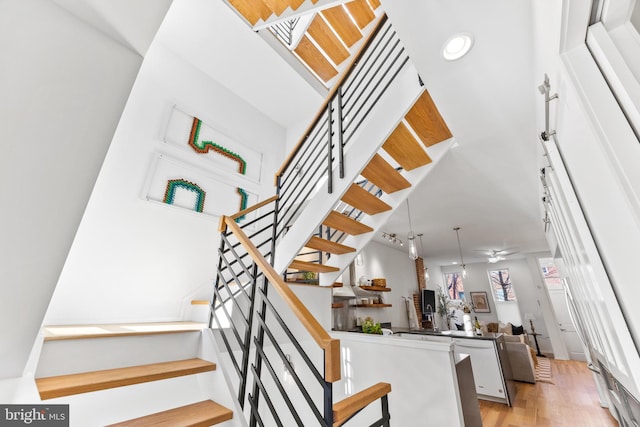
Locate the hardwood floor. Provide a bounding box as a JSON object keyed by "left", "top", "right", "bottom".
{"left": 479, "top": 359, "right": 618, "bottom": 426}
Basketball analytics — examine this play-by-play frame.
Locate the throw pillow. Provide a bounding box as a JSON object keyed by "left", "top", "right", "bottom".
{"left": 512, "top": 324, "right": 524, "bottom": 335}
{"left": 499, "top": 322, "right": 513, "bottom": 335}
{"left": 487, "top": 322, "right": 499, "bottom": 333}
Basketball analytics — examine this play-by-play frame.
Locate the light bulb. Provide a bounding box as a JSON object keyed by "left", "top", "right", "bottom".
{"left": 462, "top": 266, "right": 468, "bottom": 279}
{"left": 408, "top": 234, "right": 418, "bottom": 260}
{"left": 424, "top": 268, "right": 430, "bottom": 282}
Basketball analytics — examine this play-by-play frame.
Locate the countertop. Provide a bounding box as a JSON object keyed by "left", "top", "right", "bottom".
{"left": 391, "top": 327, "right": 504, "bottom": 341}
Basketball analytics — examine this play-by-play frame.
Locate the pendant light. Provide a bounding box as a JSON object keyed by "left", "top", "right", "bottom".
{"left": 454, "top": 227, "right": 467, "bottom": 278}
{"left": 418, "top": 233, "right": 430, "bottom": 282}
{"left": 407, "top": 199, "right": 418, "bottom": 260}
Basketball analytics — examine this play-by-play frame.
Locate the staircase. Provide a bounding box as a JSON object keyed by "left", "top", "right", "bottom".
{"left": 210, "top": 10, "right": 454, "bottom": 427}
{"left": 34, "top": 322, "right": 237, "bottom": 426}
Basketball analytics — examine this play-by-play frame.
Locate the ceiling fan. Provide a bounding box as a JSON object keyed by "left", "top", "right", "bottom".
{"left": 482, "top": 249, "right": 518, "bottom": 263}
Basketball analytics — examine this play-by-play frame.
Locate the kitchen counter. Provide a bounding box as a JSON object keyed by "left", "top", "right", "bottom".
{"left": 391, "top": 327, "right": 503, "bottom": 341}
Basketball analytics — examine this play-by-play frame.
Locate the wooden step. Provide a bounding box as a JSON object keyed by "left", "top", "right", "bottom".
{"left": 307, "top": 15, "right": 350, "bottom": 66}
{"left": 360, "top": 154, "right": 411, "bottom": 194}
{"left": 341, "top": 183, "right": 391, "bottom": 215}
{"left": 367, "top": 0, "right": 381, "bottom": 9}
{"left": 344, "top": 0, "right": 376, "bottom": 29}
{"left": 36, "top": 358, "right": 216, "bottom": 400}
{"left": 321, "top": 6, "right": 363, "bottom": 48}
{"left": 294, "top": 35, "right": 339, "bottom": 82}
{"left": 323, "top": 211, "right": 373, "bottom": 235}
{"left": 382, "top": 122, "right": 432, "bottom": 171}
{"left": 404, "top": 90, "right": 452, "bottom": 147}
{"left": 42, "top": 322, "right": 206, "bottom": 342}
{"left": 305, "top": 236, "right": 356, "bottom": 255}
{"left": 227, "top": 0, "right": 272, "bottom": 25}
{"left": 289, "top": 259, "right": 340, "bottom": 273}
{"left": 107, "top": 399, "right": 233, "bottom": 427}
{"left": 262, "top": 0, "right": 289, "bottom": 16}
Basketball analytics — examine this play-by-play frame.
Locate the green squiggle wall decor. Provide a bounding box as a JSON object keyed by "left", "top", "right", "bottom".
{"left": 163, "top": 179, "right": 206, "bottom": 212}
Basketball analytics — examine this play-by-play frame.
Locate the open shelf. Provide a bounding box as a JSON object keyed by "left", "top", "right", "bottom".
{"left": 358, "top": 286, "right": 391, "bottom": 292}
{"left": 354, "top": 303, "right": 392, "bottom": 308}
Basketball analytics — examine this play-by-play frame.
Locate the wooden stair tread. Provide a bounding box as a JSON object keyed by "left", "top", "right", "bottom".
{"left": 306, "top": 236, "right": 356, "bottom": 255}
{"left": 36, "top": 358, "right": 216, "bottom": 400}
{"left": 227, "top": 0, "right": 272, "bottom": 25}
{"left": 42, "top": 321, "right": 206, "bottom": 341}
{"left": 382, "top": 122, "right": 432, "bottom": 171}
{"left": 344, "top": 0, "right": 376, "bottom": 29}
{"left": 360, "top": 154, "right": 411, "bottom": 194}
{"left": 308, "top": 15, "right": 350, "bottom": 66}
{"left": 404, "top": 90, "right": 452, "bottom": 147}
{"left": 107, "top": 399, "right": 233, "bottom": 427}
{"left": 367, "top": 0, "right": 381, "bottom": 9}
{"left": 333, "top": 382, "right": 391, "bottom": 426}
{"left": 321, "top": 6, "right": 363, "bottom": 48}
{"left": 289, "top": 259, "right": 340, "bottom": 273}
{"left": 341, "top": 183, "right": 391, "bottom": 215}
{"left": 262, "top": 0, "right": 289, "bottom": 16}
{"left": 295, "top": 35, "right": 338, "bottom": 82}
{"left": 323, "top": 211, "right": 373, "bottom": 235}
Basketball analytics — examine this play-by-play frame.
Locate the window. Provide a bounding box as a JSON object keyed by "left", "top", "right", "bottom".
{"left": 489, "top": 269, "right": 516, "bottom": 301}
{"left": 538, "top": 257, "right": 563, "bottom": 290}
{"left": 445, "top": 272, "right": 465, "bottom": 300}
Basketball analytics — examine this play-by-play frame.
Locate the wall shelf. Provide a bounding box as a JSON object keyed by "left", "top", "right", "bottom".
{"left": 354, "top": 303, "right": 392, "bottom": 308}
{"left": 358, "top": 285, "right": 391, "bottom": 292}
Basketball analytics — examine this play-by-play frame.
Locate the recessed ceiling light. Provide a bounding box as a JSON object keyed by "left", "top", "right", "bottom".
{"left": 442, "top": 33, "right": 474, "bottom": 61}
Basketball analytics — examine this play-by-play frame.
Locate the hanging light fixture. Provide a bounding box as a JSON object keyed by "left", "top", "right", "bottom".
{"left": 406, "top": 199, "right": 418, "bottom": 260}
{"left": 418, "top": 233, "right": 430, "bottom": 282}
{"left": 453, "top": 227, "right": 468, "bottom": 278}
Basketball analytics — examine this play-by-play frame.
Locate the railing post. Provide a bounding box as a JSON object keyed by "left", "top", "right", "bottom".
{"left": 337, "top": 88, "right": 345, "bottom": 179}
{"left": 381, "top": 394, "right": 390, "bottom": 427}
{"left": 327, "top": 102, "right": 333, "bottom": 194}
{"left": 324, "top": 380, "right": 334, "bottom": 426}
{"left": 238, "top": 260, "right": 259, "bottom": 408}
{"left": 249, "top": 278, "right": 269, "bottom": 427}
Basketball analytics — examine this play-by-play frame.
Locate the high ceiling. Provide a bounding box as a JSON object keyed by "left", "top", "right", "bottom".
{"left": 62, "top": 0, "right": 551, "bottom": 266}
{"left": 155, "top": 0, "right": 550, "bottom": 266}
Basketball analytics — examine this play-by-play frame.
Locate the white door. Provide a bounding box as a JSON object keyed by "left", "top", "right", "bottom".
{"left": 548, "top": 288, "right": 586, "bottom": 361}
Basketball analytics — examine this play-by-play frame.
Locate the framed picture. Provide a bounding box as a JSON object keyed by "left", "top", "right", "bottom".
{"left": 470, "top": 291, "right": 490, "bottom": 313}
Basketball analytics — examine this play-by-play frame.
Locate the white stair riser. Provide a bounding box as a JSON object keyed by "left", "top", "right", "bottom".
{"left": 36, "top": 332, "right": 203, "bottom": 377}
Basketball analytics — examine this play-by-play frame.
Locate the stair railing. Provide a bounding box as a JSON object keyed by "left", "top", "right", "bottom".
{"left": 273, "top": 14, "right": 410, "bottom": 243}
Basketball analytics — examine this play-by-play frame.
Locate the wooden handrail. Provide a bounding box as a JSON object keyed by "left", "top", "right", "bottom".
{"left": 218, "top": 195, "right": 278, "bottom": 232}
{"left": 221, "top": 215, "right": 341, "bottom": 382}
{"left": 332, "top": 382, "right": 391, "bottom": 427}
{"left": 274, "top": 13, "right": 389, "bottom": 185}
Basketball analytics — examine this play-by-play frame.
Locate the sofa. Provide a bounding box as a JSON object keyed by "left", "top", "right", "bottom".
{"left": 485, "top": 322, "right": 537, "bottom": 383}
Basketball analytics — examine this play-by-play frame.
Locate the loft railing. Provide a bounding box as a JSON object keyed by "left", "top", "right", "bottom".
{"left": 273, "top": 14, "right": 410, "bottom": 243}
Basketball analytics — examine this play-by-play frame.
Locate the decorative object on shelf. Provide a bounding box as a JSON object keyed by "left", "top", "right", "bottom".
{"left": 381, "top": 232, "right": 403, "bottom": 246}
{"left": 470, "top": 291, "right": 491, "bottom": 313}
{"left": 361, "top": 317, "right": 383, "bottom": 334}
{"left": 371, "top": 278, "right": 387, "bottom": 288}
{"left": 406, "top": 199, "right": 418, "bottom": 260}
{"left": 453, "top": 226, "right": 468, "bottom": 278}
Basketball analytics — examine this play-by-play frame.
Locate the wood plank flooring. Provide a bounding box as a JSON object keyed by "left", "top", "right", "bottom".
{"left": 479, "top": 359, "right": 617, "bottom": 426}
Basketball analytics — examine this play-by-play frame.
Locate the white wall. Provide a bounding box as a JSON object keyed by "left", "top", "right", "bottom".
{"left": 0, "top": 0, "right": 144, "bottom": 380}
{"left": 353, "top": 241, "right": 419, "bottom": 328}
{"left": 43, "top": 41, "right": 286, "bottom": 325}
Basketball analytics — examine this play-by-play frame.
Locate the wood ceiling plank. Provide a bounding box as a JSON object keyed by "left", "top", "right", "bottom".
{"left": 294, "top": 35, "right": 339, "bottom": 82}
{"left": 107, "top": 400, "right": 233, "bottom": 427}
{"left": 382, "top": 122, "right": 433, "bottom": 170}
{"left": 361, "top": 154, "right": 411, "bottom": 194}
{"left": 344, "top": 0, "right": 376, "bottom": 29}
{"left": 341, "top": 183, "right": 391, "bottom": 215}
{"left": 321, "top": 6, "right": 363, "bottom": 47}
{"left": 323, "top": 211, "right": 373, "bottom": 235}
{"left": 227, "top": 0, "right": 272, "bottom": 25}
{"left": 404, "top": 90, "right": 453, "bottom": 147}
{"left": 307, "top": 15, "right": 350, "bottom": 66}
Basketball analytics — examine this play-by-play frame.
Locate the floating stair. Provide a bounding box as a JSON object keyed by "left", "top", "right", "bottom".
{"left": 36, "top": 358, "right": 217, "bottom": 400}
{"left": 42, "top": 321, "right": 206, "bottom": 341}
{"left": 382, "top": 122, "right": 432, "bottom": 171}
{"left": 289, "top": 259, "right": 340, "bottom": 273}
{"left": 341, "top": 183, "right": 391, "bottom": 215}
{"left": 323, "top": 210, "right": 374, "bottom": 235}
{"left": 305, "top": 235, "right": 356, "bottom": 255}
{"left": 360, "top": 154, "right": 412, "bottom": 194}
{"left": 107, "top": 399, "right": 233, "bottom": 427}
